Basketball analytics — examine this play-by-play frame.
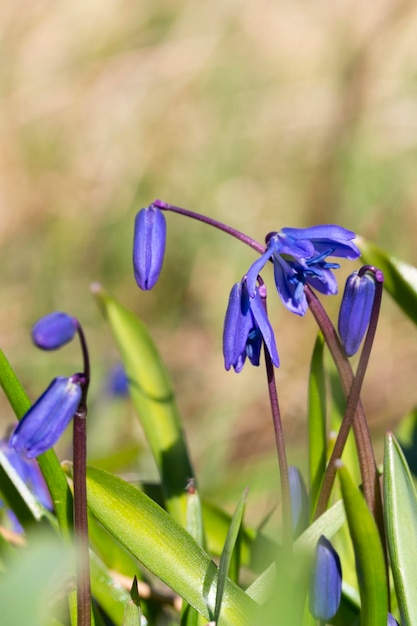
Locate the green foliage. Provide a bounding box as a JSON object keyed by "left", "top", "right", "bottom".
{"left": 384, "top": 433, "right": 417, "bottom": 626}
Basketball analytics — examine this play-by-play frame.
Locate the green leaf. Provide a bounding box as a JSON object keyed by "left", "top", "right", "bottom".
{"left": 92, "top": 284, "right": 194, "bottom": 526}
{"left": 359, "top": 237, "right": 417, "bottom": 326}
{"left": 214, "top": 488, "right": 247, "bottom": 622}
{"left": 384, "top": 432, "right": 417, "bottom": 626}
{"left": 0, "top": 347, "right": 72, "bottom": 534}
{"left": 86, "top": 465, "right": 257, "bottom": 626}
{"left": 122, "top": 577, "right": 142, "bottom": 626}
{"left": 308, "top": 333, "right": 327, "bottom": 515}
{"left": 338, "top": 463, "right": 388, "bottom": 626}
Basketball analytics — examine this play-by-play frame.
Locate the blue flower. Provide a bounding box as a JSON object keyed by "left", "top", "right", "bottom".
{"left": 106, "top": 363, "right": 129, "bottom": 398}
{"left": 338, "top": 270, "right": 376, "bottom": 357}
{"left": 133, "top": 205, "right": 167, "bottom": 290}
{"left": 223, "top": 280, "right": 279, "bottom": 372}
{"left": 388, "top": 614, "right": 400, "bottom": 626}
{"left": 0, "top": 440, "right": 53, "bottom": 532}
{"left": 246, "top": 225, "right": 360, "bottom": 316}
{"left": 309, "top": 535, "right": 342, "bottom": 621}
{"left": 32, "top": 311, "right": 77, "bottom": 350}
{"left": 9, "top": 376, "right": 83, "bottom": 458}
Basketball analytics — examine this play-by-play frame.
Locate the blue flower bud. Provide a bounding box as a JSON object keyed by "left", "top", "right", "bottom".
{"left": 133, "top": 206, "right": 167, "bottom": 290}
{"left": 288, "top": 466, "right": 309, "bottom": 537}
{"left": 338, "top": 270, "right": 376, "bottom": 357}
{"left": 309, "top": 535, "right": 342, "bottom": 621}
{"left": 9, "top": 376, "right": 83, "bottom": 458}
{"left": 388, "top": 614, "right": 400, "bottom": 626}
{"left": 107, "top": 363, "right": 129, "bottom": 397}
{"left": 32, "top": 312, "right": 77, "bottom": 350}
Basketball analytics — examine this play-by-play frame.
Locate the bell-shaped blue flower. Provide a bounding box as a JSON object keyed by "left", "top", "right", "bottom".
{"left": 338, "top": 270, "right": 376, "bottom": 357}
{"left": 387, "top": 614, "right": 400, "bottom": 626}
{"left": 246, "top": 225, "right": 360, "bottom": 316}
{"left": 288, "top": 466, "right": 309, "bottom": 538}
{"left": 9, "top": 376, "right": 83, "bottom": 458}
{"left": 223, "top": 280, "right": 279, "bottom": 373}
{"left": 133, "top": 205, "right": 167, "bottom": 290}
{"left": 32, "top": 311, "right": 78, "bottom": 350}
{"left": 309, "top": 535, "right": 342, "bottom": 621}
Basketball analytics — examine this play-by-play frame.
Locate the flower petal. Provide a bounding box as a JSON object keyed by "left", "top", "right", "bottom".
{"left": 281, "top": 225, "right": 360, "bottom": 259}
{"left": 223, "top": 282, "right": 252, "bottom": 371}
{"left": 249, "top": 288, "right": 280, "bottom": 367}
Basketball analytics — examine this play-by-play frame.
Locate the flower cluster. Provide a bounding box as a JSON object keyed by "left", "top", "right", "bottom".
{"left": 132, "top": 205, "right": 378, "bottom": 372}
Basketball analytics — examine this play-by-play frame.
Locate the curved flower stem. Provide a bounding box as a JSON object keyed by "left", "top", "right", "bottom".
{"left": 153, "top": 199, "right": 265, "bottom": 253}
{"left": 306, "top": 284, "right": 384, "bottom": 537}
{"left": 73, "top": 326, "right": 91, "bottom": 626}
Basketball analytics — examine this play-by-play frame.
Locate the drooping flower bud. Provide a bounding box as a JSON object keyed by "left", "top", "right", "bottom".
{"left": 9, "top": 376, "right": 83, "bottom": 458}
{"left": 133, "top": 206, "right": 167, "bottom": 290}
{"left": 338, "top": 270, "right": 376, "bottom": 357}
{"left": 32, "top": 312, "right": 78, "bottom": 350}
{"left": 309, "top": 535, "right": 342, "bottom": 621}
{"left": 288, "top": 466, "right": 309, "bottom": 538}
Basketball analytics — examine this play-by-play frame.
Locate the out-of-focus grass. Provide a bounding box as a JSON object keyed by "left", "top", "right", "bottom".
{"left": 2, "top": 0, "right": 417, "bottom": 516}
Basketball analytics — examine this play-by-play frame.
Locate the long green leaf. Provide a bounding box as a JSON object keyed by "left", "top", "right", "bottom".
{"left": 308, "top": 333, "right": 327, "bottom": 514}
{"left": 0, "top": 347, "right": 72, "bottom": 534}
{"left": 338, "top": 464, "right": 388, "bottom": 626}
{"left": 359, "top": 237, "right": 417, "bottom": 326}
{"left": 214, "top": 488, "right": 247, "bottom": 622}
{"left": 92, "top": 285, "right": 194, "bottom": 526}
{"left": 86, "top": 465, "right": 257, "bottom": 626}
{"left": 384, "top": 432, "right": 417, "bottom": 626}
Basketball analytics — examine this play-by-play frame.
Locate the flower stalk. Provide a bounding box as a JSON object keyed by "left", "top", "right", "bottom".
{"left": 307, "top": 274, "right": 384, "bottom": 540}
{"left": 73, "top": 324, "right": 91, "bottom": 626}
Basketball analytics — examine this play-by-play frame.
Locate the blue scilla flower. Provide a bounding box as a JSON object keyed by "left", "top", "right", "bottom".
{"left": 388, "top": 614, "right": 400, "bottom": 626}
{"left": 133, "top": 205, "right": 167, "bottom": 290}
{"left": 9, "top": 376, "right": 83, "bottom": 458}
{"left": 338, "top": 270, "right": 377, "bottom": 357}
{"left": 309, "top": 535, "right": 342, "bottom": 621}
{"left": 0, "top": 440, "right": 53, "bottom": 532}
{"left": 246, "top": 225, "right": 360, "bottom": 316}
{"left": 223, "top": 280, "right": 279, "bottom": 373}
{"left": 32, "top": 311, "right": 78, "bottom": 350}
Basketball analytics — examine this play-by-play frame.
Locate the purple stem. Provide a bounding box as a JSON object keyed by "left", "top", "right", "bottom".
{"left": 73, "top": 325, "right": 91, "bottom": 626}
{"left": 153, "top": 199, "right": 264, "bottom": 253}
{"left": 306, "top": 284, "right": 382, "bottom": 526}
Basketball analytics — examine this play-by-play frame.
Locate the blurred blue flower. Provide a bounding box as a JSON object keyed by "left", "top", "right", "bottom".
{"left": 309, "top": 535, "right": 342, "bottom": 621}
{"left": 107, "top": 363, "right": 129, "bottom": 398}
{"left": 0, "top": 440, "right": 53, "bottom": 532}
{"left": 32, "top": 311, "right": 77, "bottom": 350}
{"left": 338, "top": 270, "right": 376, "bottom": 357}
{"left": 288, "top": 466, "right": 309, "bottom": 538}
{"left": 133, "top": 205, "right": 167, "bottom": 290}
{"left": 223, "top": 280, "right": 279, "bottom": 373}
{"left": 246, "top": 225, "right": 360, "bottom": 316}
{"left": 388, "top": 613, "right": 400, "bottom": 626}
{"left": 9, "top": 376, "right": 83, "bottom": 458}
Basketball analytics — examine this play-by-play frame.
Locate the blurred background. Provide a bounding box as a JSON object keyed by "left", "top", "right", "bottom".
{"left": 2, "top": 0, "right": 417, "bottom": 518}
